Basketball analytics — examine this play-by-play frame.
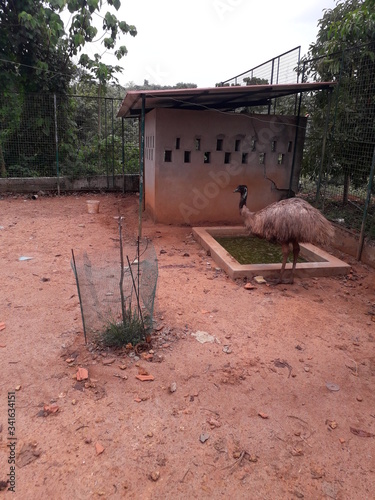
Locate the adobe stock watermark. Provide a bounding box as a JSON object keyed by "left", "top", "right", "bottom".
{"left": 7, "top": 391, "right": 17, "bottom": 493}
{"left": 178, "top": 115, "right": 290, "bottom": 224}
{"left": 212, "top": 0, "right": 244, "bottom": 20}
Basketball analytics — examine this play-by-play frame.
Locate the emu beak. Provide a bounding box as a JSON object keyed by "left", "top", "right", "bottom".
{"left": 233, "top": 187, "right": 239, "bottom": 193}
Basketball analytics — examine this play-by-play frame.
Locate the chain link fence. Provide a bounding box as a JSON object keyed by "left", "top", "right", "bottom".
{"left": 71, "top": 236, "right": 158, "bottom": 345}
{"left": 220, "top": 44, "right": 375, "bottom": 246}
{"left": 300, "top": 44, "right": 375, "bottom": 245}
{"left": 0, "top": 93, "right": 139, "bottom": 183}
{"left": 219, "top": 47, "right": 301, "bottom": 115}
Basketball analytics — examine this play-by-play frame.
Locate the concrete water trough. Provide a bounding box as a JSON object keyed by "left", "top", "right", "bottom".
{"left": 192, "top": 226, "right": 351, "bottom": 280}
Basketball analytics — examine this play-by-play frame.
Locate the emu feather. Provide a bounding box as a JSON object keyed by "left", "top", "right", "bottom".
{"left": 234, "top": 185, "right": 334, "bottom": 283}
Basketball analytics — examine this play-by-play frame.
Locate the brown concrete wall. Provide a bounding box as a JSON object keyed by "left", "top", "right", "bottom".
{"left": 145, "top": 108, "right": 306, "bottom": 225}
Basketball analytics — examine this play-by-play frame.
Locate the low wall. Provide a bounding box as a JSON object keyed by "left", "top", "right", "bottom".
{"left": 0, "top": 175, "right": 139, "bottom": 194}
{"left": 333, "top": 224, "right": 375, "bottom": 269}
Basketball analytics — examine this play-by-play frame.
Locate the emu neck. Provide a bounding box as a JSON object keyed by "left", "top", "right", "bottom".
{"left": 239, "top": 202, "right": 255, "bottom": 232}
{"left": 239, "top": 195, "right": 247, "bottom": 209}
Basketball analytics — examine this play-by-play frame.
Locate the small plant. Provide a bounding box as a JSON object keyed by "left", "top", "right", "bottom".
{"left": 98, "top": 307, "right": 145, "bottom": 347}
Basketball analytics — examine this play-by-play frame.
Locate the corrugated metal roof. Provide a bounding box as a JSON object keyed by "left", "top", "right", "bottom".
{"left": 116, "top": 82, "right": 336, "bottom": 118}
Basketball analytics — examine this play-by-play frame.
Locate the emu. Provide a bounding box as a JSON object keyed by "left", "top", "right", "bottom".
{"left": 234, "top": 185, "right": 334, "bottom": 284}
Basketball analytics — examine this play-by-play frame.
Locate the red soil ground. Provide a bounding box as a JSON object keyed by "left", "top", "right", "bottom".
{"left": 0, "top": 192, "right": 375, "bottom": 499}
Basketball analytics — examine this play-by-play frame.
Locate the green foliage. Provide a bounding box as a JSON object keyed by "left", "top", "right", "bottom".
{"left": 301, "top": 0, "right": 375, "bottom": 204}
{"left": 125, "top": 80, "right": 198, "bottom": 91}
{"left": 96, "top": 308, "right": 146, "bottom": 347}
{"left": 0, "top": 0, "right": 137, "bottom": 90}
{"left": 0, "top": 0, "right": 136, "bottom": 175}
{"left": 243, "top": 76, "right": 269, "bottom": 85}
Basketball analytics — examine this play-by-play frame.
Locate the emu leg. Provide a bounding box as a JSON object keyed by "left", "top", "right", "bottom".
{"left": 290, "top": 241, "right": 300, "bottom": 284}
{"left": 269, "top": 243, "right": 290, "bottom": 284}
{"left": 278, "top": 243, "right": 290, "bottom": 283}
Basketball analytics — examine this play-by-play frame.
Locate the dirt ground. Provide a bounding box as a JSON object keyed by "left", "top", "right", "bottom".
{"left": 1, "top": 192, "right": 375, "bottom": 500}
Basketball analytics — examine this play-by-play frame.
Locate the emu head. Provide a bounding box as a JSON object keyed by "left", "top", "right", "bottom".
{"left": 234, "top": 185, "right": 248, "bottom": 209}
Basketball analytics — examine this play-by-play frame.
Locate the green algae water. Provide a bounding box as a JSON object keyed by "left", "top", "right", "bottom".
{"left": 215, "top": 236, "right": 306, "bottom": 265}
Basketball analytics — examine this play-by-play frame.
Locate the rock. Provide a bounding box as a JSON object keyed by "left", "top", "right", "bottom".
{"left": 169, "top": 382, "right": 177, "bottom": 393}
{"left": 207, "top": 418, "right": 221, "bottom": 428}
{"left": 326, "top": 382, "right": 340, "bottom": 392}
{"left": 199, "top": 433, "right": 210, "bottom": 443}
{"left": 254, "top": 276, "right": 267, "bottom": 284}
{"left": 258, "top": 412, "right": 269, "bottom": 419}
{"left": 95, "top": 442, "right": 105, "bottom": 455}
{"left": 136, "top": 374, "right": 155, "bottom": 382}
{"left": 41, "top": 404, "right": 59, "bottom": 416}
{"left": 244, "top": 283, "right": 256, "bottom": 290}
{"left": 76, "top": 367, "right": 89, "bottom": 381}
{"left": 150, "top": 471, "right": 160, "bottom": 482}
{"left": 16, "top": 442, "right": 42, "bottom": 468}
{"left": 102, "top": 358, "right": 115, "bottom": 366}
{"left": 191, "top": 331, "right": 216, "bottom": 344}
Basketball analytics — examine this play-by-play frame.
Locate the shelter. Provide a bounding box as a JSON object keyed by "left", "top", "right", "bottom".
{"left": 117, "top": 83, "right": 335, "bottom": 225}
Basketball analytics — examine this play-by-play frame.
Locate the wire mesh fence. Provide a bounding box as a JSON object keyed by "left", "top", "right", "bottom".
{"left": 300, "top": 43, "right": 375, "bottom": 244}
{"left": 219, "top": 46, "right": 301, "bottom": 115}
{"left": 220, "top": 46, "right": 301, "bottom": 86}
{"left": 0, "top": 93, "right": 139, "bottom": 181}
{"left": 71, "top": 235, "right": 158, "bottom": 346}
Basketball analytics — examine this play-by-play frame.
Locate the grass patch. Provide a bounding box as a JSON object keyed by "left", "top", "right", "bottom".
{"left": 96, "top": 311, "right": 146, "bottom": 348}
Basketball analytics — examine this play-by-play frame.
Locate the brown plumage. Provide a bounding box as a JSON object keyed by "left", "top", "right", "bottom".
{"left": 234, "top": 185, "right": 334, "bottom": 283}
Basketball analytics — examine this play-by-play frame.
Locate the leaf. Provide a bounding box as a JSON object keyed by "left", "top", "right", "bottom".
{"left": 108, "top": 0, "right": 121, "bottom": 10}
{"left": 115, "top": 45, "right": 128, "bottom": 60}
{"left": 104, "top": 37, "right": 114, "bottom": 49}
{"left": 104, "top": 12, "right": 117, "bottom": 28}
{"left": 350, "top": 427, "right": 375, "bottom": 438}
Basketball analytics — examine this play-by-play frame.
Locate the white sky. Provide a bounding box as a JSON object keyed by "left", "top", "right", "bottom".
{"left": 81, "top": 0, "right": 338, "bottom": 88}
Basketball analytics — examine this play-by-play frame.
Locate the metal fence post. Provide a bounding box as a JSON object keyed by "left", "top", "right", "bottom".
{"left": 53, "top": 94, "right": 60, "bottom": 195}
{"left": 357, "top": 145, "right": 375, "bottom": 261}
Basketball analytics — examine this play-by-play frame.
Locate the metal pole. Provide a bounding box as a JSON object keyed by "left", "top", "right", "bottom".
{"left": 126, "top": 255, "right": 145, "bottom": 332}
{"left": 356, "top": 145, "right": 375, "bottom": 261}
{"left": 121, "top": 117, "right": 125, "bottom": 194}
{"left": 138, "top": 94, "right": 145, "bottom": 239}
{"left": 118, "top": 217, "right": 127, "bottom": 324}
{"left": 105, "top": 100, "right": 109, "bottom": 189}
{"left": 71, "top": 249, "right": 87, "bottom": 344}
{"left": 289, "top": 91, "right": 303, "bottom": 195}
{"left": 53, "top": 94, "right": 60, "bottom": 196}
{"left": 294, "top": 47, "right": 302, "bottom": 115}
{"left": 316, "top": 89, "right": 333, "bottom": 204}
{"left": 112, "top": 98, "right": 115, "bottom": 189}
{"left": 268, "top": 58, "right": 275, "bottom": 114}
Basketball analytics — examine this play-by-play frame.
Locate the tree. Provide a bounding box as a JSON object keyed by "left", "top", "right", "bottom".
{"left": 301, "top": 0, "right": 375, "bottom": 204}
{"left": 0, "top": 0, "right": 137, "bottom": 93}
{"left": 0, "top": 0, "right": 137, "bottom": 176}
